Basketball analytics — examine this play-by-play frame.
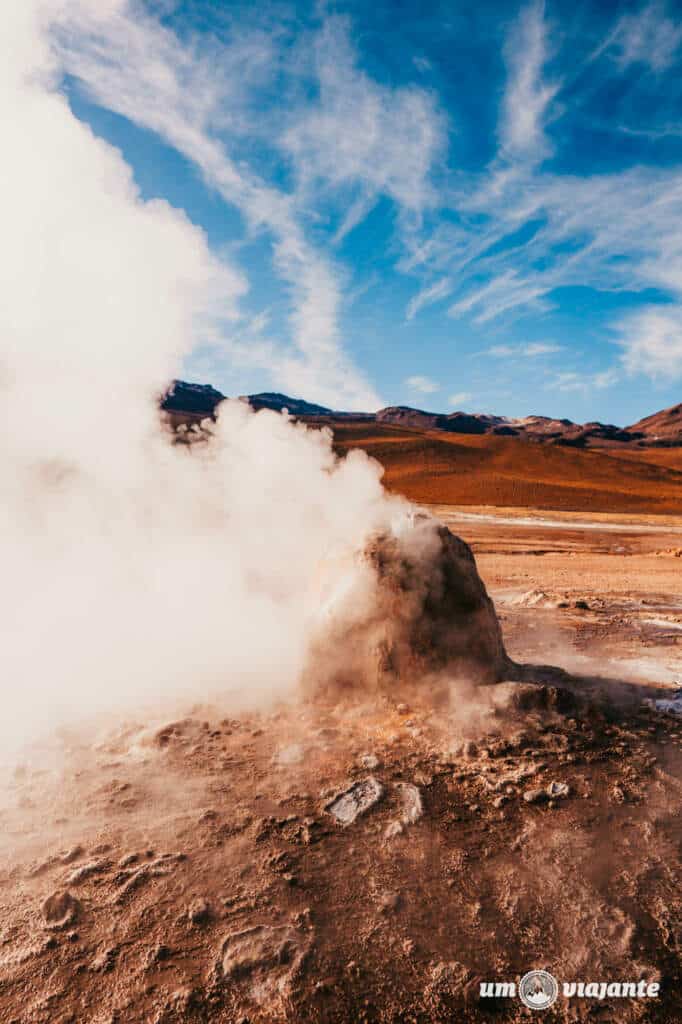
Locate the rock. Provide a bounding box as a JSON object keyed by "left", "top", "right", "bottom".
{"left": 66, "top": 859, "right": 108, "bottom": 885}
{"left": 42, "top": 891, "right": 81, "bottom": 929}
{"left": 510, "top": 589, "right": 560, "bottom": 609}
{"left": 91, "top": 946, "right": 118, "bottom": 972}
{"left": 397, "top": 782, "right": 423, "bottom": 823}
{"left": 148, "top": 943, "right": 173, "bottom": 964}
{"left": 649, "top": 691, "right": 682, "bottom": 715}
{"left": 500, "top": 683, "right": 577, "bottom": 715}
{"left": 218, "top": 924, "right": 310, "bottom": 1007}
{"left": 492, "top": 795, "right": 508, "bottom": 809}
{"left": 359, "top": 753, "right": 380, "bottom": 770}
{"left": 386, "top": 782, "right": 424, "bottom": 837}
{"left": 546, "top": 781, "right": 570, "bottom": 799}
{"left": 523, "top": 788, "right": 549, "bottom": 804}
{"left": 187, "top": 897, "right": 211, "bottom": 925}
{"left": 60, "top": 845, "right": 84, "bottom": 865}
{"left": 325, "top": 777, "right": 384, "bottom": 825}
{"left": 378, "top": 891, "right": 401, "bottom": 914}
{"left": 303, "top": 517, "right": 510, "bottom": 695}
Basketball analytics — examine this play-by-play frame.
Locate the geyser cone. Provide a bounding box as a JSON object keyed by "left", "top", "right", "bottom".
{"left": 305, "top": 513, "right": 511, "bottom": 695}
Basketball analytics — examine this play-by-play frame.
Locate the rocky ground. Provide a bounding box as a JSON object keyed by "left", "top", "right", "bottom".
{"left": 2, "top": 509, "right": 682, "bottom": 1023}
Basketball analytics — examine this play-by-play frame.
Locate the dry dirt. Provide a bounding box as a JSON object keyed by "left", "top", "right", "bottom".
{"left": 2, "top": 509, "right": 682, "bottom": 1023}
{"left": 330, "top": 421, "right": 682, "bottom": 514}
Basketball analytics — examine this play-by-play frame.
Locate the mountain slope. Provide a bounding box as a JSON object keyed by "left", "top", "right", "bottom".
{"left": 628, "top": 402, "right": 682, "bottom": 445}
{"left": 331, "top": 421, "right": 682, "bottom": 513}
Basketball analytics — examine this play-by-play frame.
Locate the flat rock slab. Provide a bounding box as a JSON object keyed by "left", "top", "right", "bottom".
{"left": 325, "top": 777, "right": 384, "bottom": 825}
{"left": 219, "top": 924, "right": 310, "bottom": 1006}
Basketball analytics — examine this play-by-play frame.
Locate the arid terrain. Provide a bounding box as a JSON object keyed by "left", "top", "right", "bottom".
{"left": 2, "top": 496, "right": 681, "bottom": 1023}
{"left": 330, "top": 420, "right": 682, "bottom": 514}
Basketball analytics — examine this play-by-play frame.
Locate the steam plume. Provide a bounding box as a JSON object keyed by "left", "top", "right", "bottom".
{"left": 0, "top": 2, "right": 408, "bottom": 752}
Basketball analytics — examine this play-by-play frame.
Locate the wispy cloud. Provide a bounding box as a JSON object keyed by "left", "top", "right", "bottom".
{"left": 282, "top": 18, "right": 445, "bottom": 227}
{"left": 548, "top": 369, "right": 620, "bottom": 393}
{"left": 449, "top": 270, "right": 551, "bottom": 323}
{"left": 405, "top": 375, "right": 440, "bottom": 394}
{"left": 607, "top": 1, "right": 682, "bottom": 73}
{"left": 398, "top": 1, "right": 682, "bottom": 387}
{"left": 499, "top": 0, "right": 558, "bottom": 163}
{"left": 448, "top": 391, "right": 473, "bottom": 407}
{"left": 54, "top": 2, "right": 382, "bottom": 410}
{"left": 406, "top": 276, "right": 453, "bottom": 320}
{"left": 486, "top": 342, "right": 561, "bottom": 357}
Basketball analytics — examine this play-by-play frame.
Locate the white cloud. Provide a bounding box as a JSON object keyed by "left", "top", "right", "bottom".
{"left": 524, "top": 342, "right": 561, "bottom": 356}
{"left": 448, "top": 392, "right": 473, "bottom": 407}
{"left": 609, "top": 2, "right": 682, "bottom": 72}
{"left": 404, "top": 1, "right": 682, "bottom": 362}
{"left": 499, "top": 0, "right": 558, "bottom": 163}
{"left": 449, "top": 270, "right": 551, "bottom": 323}
{"left": 619, "top": 307, "right": 682, "bottom": 380}
{"left": 53, "top": 1, "right": 381, "bottom": 411}
{"left": 282, "top": 17, "right": 445, "bottom": 219}
{"left": 548, "top": 369, "right": 620, "bottom": 393}
{"left": 406, "top": 276, "right": 453, "bottom": 321}
{"left": 405, "top": 375, "right": 440, "bottom": 394}
{"left": 486, "top": 342, "right": 561, "bottom": 357}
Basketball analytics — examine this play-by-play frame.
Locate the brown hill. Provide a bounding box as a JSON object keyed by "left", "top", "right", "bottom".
{"left": 628, "top": 402, "right": 682, "bottom": 445}
{"left": 330, "top": 420, "right": 682, "bottom": 514}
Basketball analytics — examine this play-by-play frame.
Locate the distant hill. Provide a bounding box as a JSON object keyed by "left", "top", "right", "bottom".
{"left": 375, "top": 407, "right": 643, "bottom": 447}
{"left": 158, "top": 382, "right": 682, "bottom": 511}
{"left": 161, "top": 380, "right": 225, "bottom": 416}
{"left": 330, "top": 420, "right": 682, "bottom": 514}
{"left": 628, "top": 403, "right": 682, "bottom": 445}
{"left": 161, "top": 381, "right": 680, "bottom": 451}
{"left": 240, "top": 392, "right": 335, "bottom": 416}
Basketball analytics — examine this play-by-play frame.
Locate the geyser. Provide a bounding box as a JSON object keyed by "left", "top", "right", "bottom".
{"left": 0, "top": 0, "right": 509, "bottom": 758}
{"left": 304, "top": 511, "right": 511, "bottom": 696}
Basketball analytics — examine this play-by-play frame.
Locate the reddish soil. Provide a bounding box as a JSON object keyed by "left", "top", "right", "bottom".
{"left": 330, "top": 421, "right": 682, "bottom": 513}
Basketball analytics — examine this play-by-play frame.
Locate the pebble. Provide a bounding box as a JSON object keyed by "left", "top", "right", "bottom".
{"left": 546, "top": 781, "right": 570, "bottom": 799}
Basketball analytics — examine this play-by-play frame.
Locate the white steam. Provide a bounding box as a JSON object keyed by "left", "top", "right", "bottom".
{"left": 0, "top": 3, "right": 407, "bottom": 752}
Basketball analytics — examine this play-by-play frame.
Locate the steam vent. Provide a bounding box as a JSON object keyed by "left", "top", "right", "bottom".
{"left": 309, "top": 514, "right": 511, "bottom": 694}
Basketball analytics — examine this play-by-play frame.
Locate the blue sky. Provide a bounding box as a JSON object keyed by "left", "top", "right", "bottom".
{"left": 52, "top": 0, "right": 682, "bottom": 423}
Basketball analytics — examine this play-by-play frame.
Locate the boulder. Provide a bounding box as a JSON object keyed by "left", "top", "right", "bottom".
{"left": 305, "top": 514, "right": 510, "bottom": 694}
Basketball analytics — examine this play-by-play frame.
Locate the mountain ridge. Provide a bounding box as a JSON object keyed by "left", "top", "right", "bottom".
{"left": 161, "top": 381, "right": 682, "bottom": 447}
